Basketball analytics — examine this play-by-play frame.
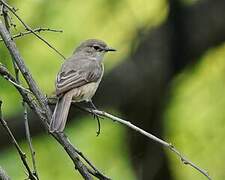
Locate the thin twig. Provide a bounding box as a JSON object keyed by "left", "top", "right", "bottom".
{"left": 52, "top": 132, "right": 111, "bottom": 180}
{"left": 0, "top": 27, "right": 63, "bottom": 41}
{"left": 60, "top": 131, "right": 110, "bottom": 179}
{"left": 0, "top": 0, "right": 66, "bottom": 60}
{"left": 23, "top": 102, "right": 39, "bottom": 180}
{"left": 1, "top": 0, "right": 20, "bottom": 82}
{"left": 48, "top": 97, "right": 212, "bottom": 180}
{"left": 0, "top": 64, "right": 32, "bottom": 94}
{"left": 13, "top": 62, "right": 19, "bottom": 82}
{"left": 74, "top": 148, "right": 110, "bottom": 179}
{"left": 0, "top": 64, "right": 51, "bottom": 133}
{"left": 3, "top": 74, "right": 32, "bottom": 93}
{"left": 84, "top": 107, "right": 212, "bottom": 180}
{"left": 0, "top": 101, "right": 37, "bottom": 180}
{"left": 0, "top": 64, "right": 41, "bottom": 115}
{"left": 1, "top": 0, "right": 10, "bottom": 31}
{"left": 0, "top": 19, "right": 53, "bottom": 123}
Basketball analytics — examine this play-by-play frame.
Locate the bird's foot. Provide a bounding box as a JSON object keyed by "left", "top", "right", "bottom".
{"left": 90, "top": 109, "right": 103, "bottom": 136}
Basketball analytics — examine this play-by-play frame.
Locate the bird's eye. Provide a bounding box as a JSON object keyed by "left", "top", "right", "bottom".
{"left": 93, "top": 45, "right": 101, "bottom": 51}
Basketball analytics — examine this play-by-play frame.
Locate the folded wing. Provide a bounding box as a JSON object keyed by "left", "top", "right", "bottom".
{"left": 56, "top": 57, "right": 102, "bottom": 96}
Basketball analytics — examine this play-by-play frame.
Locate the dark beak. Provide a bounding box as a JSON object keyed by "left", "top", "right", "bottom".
{"left": 105, "top": 47, "right": 116, "bottom": 52}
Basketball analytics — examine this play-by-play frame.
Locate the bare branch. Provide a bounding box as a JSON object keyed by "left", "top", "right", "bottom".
{"left": 23, "top": 102, "right": 39, "bottom": 180}
{"left": 81, "top": 107, "right": 212, "bottom": 180}
{"left": 1, "top": 0, "right": 10, "bottom": 30}
{"left": 92, "top": 110, "right": 212, "bottom": 180}
{"left": 0, "top": 0, "right": 66, "bottom": 60}
{"left": 52, "top": 132, "right": 110, "bottom": 180}
{"left": 0, "top": 64, "right": 45, "bottom": 122}
{"left": 1, "top": 0, "right": 20, "bottom": 82}
{"left": 0, "top": 101, "right": 37, "bottom": 180}
{"left": 73, "top": 147, "right": 110, "bottom": 179}
{"left": 49, "top": 97, "right": 212, "bottom": 180}
{"left": 0, "top": 27, "right": 63, "bottom": 42}
{"left": 2, "top": 74, "right": 32, "bottom": 93}
{"left": 0, "top": 19, "right": 52, "bottom": 122}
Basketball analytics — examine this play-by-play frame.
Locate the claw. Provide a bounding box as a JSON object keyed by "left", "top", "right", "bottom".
{"left": 89, "top": 100, "right": 104, "bottom": 136}
{"left": 91, "top": 109, "right": 101, "bottom": 136}
{"left": 96, "top": 117, "right": 100, "bottom": 136}
{"left": 91, "top": 110, "right": 104, "bottom": 119}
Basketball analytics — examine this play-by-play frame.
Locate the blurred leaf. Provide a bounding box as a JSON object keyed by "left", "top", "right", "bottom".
{"left": 164, "top": 42, "right": 225, "bottom": 180}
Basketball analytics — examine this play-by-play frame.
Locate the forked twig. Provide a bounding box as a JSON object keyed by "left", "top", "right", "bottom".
{"left": 1, "top": 0, "right": 20, "bottom": 82}
{"left": 0, "top": 27, "right": 63, "bottom": 41}
{"left": 3, "top": 74, "right": 31, "bottom": 93}
{"left": 0, "top": 0, "right": 66, "bottom": 60}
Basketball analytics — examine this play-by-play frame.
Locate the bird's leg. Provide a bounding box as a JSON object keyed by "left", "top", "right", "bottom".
{"left": 88, "top": 100, "right": 104, "bottom": 119}
{"left": 89, "top": 100, "right": 102, "bottom": 136}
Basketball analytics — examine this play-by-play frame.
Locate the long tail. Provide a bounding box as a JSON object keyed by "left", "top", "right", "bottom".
{"left": 50, "top": 91, "right": 73, "bottom": 132}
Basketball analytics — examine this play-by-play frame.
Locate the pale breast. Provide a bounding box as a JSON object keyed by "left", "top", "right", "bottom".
{"left": 71, "top": 63, "right": 104, "bottom": 102}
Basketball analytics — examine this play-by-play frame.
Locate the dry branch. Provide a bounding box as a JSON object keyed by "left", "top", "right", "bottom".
{"left": 48, "top": 98, "right": 212, "bottom": 180}
{"left": 0, "top": 101, "right": 37, "bottom": 180}
{"left": 0, "top": 0, "right": 65, "bottom": 60}
{"left": 0, "top": 27, "right": 63, "bottom": 41}
{"left": 92, "top": 110, "right": 211, "bottom": 180}
{"left": 23, "top": 102, "right": 39, "bottom": 179}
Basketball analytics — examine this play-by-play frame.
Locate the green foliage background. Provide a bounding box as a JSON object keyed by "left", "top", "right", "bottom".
{"left": 164, "top": 43, "right": 225, "bottom": 180}
{"left": 0, "top": 0, "right": 225, "bottom": 180}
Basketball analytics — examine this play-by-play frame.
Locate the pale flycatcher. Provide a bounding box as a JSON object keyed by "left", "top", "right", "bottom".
{"left": 50, "top": 39, "right": 116, "bottom": 132}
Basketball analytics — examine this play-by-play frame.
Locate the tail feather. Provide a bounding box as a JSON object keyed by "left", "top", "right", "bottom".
{"left": 50, "top": 91, "right": 73, "bottom": 132}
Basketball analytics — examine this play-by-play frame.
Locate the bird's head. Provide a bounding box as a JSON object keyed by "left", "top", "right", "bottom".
{"left": 74, "top": 39, "right": 116, "bottom": 60}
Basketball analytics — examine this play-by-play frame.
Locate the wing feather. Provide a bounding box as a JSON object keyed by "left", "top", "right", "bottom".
{"left": 56, "top": 57, "right": 102, "bottom": 96}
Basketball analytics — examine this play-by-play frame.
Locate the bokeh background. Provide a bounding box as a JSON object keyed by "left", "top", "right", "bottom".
{"left": 0, "top": 0, "right": 225, "bottom": 179}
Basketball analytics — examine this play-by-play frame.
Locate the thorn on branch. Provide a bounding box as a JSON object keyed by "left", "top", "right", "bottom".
{"left": 12, "top": 6, "right": 18, "bottom": 12}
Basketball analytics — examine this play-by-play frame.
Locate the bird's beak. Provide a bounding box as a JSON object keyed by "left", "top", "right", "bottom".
{"left": 105, "top": 47, "right": 116, "bottom": 52}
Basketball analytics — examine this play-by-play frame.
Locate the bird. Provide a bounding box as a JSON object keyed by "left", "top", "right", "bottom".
{"left": 50, "top": 39, "right": 116, "bottom": 133}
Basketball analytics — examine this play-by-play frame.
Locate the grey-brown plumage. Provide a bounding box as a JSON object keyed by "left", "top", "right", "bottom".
{"left": 50, "top": 39, "right": 116, "bottom": 132}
